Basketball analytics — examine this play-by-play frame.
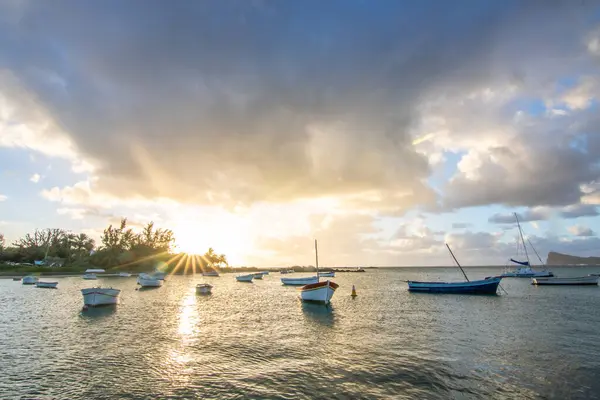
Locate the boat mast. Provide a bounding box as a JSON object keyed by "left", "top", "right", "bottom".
{"left": 315, "top": 239, "right": 320, "bottom": 283}
{"left": 446, "top": 243, "right": 469, "bottom": 282}
{"left": 514, "top": 213, "right": 531, "bottom": 266}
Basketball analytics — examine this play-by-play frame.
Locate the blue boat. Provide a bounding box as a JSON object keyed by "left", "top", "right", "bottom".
{"left": 407, "top": 243, "right": 504, "bottom": 295}
{"left": 407, "top": 276, "right": 502, "bottom": 294}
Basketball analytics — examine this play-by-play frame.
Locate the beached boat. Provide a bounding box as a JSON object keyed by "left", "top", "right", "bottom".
{"left": 22, "top": 276, "right": 38, "bottom": 285}
{"left": 236, "top": 274, "right": 254, "bottom": 282}
{"left": 82, "top": 273, "right": 97, "bottom": 280}
{"left": 407, "top": 244, "right": 503, "bottom": 295}
{"left": 281, "top": 276, "right": 319, "bottom": 286}
{"left": 118, "top": 272, "right": 131, "bottom": 277}
{"left": 253, "top": 273, "right": 263, "bottom": 280}
{"left": 318, "top": 271, "right": 335, "bottom": 277}
{"left": 501, "top": 214, "right": 553, "bottom": 278}
{"left": 35, "top": 281, "right": 58, "bottom": 289}
{"left": 299, "top": 240, "right": 339, "bottom": 304}
{"left": 202, "top": 271, "right": 219, "bottom": 277}
{"left": 196, "top": 283, "right": 213, "bottom": 294}
{"left": 81, "top": 287, "right": 120, "bottom": 307}
{"left": 137, "top": 273, "right": 163, "bottom": 287}
{"left": 531, "top": 276, "right": 599, "bottom": 286}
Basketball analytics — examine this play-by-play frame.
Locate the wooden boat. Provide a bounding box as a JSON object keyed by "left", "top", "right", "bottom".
{"left": 137, "top": 273, "right": 163, "bottom": 287}
{"left": 118, "top": 272, "right": 132, "bottom": 277}
{"left": 501, "top": 213, "right": 553, "bottom": 278}
{"left": 202, "top": 270, "right": 219, "bottom": 277}
{"left": 22, "top": 276, "right": 38, "bottom": 285}
{"left": 81, "top": 287, "right": 120, "bottom": 307}
{"left": 35, "top": 281, "right": 58, "bottom": 289}
{"left": 196, "top": 283, "right": 213, "bottom": 294}
{"left": 407, "top": 244, "right": 503, "bottom": 295}
{"left": 253, "top": 273, "right": 263, "bottom": 280}
{"left": 318, "top": 271, "right": 335, "bottom": 277}
{"left": 82, "top": 273, "right": 97, "bottom": 280}
{"left": 236, "top": 274, "right": 254, "bottom": 282}
{"left": 281, "top": 276, "right": 318, "bottom": 286}
{"left": 531, "top": 276, "right": 599, "bottom": 286}
{"left": 299, "top": 240, "right": 339, "bottom": 304}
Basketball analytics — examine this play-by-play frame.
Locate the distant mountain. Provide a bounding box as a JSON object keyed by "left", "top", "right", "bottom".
{"left": 546, "top": 251, "right": 600, "bottom": 266}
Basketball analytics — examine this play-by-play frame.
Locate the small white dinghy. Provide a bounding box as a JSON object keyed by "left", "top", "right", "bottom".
{"left": 300, "top": 240, "right": 339, "bottom": 305}
{"left": 137, "top": 273, "right": 163, "bottom": 287}
{"left": 196, "top": 284, "right": 213, "bottom": 294}
{"left": 236, "top": 274, "right": 254, "bottom": 282}
{"left": 22, "top": 276, "right": 38, "bottom": 285}
{"left": 81, "top": 287, "right": 120, "bottom": 307}
{"left": 281, "top": 276, "right": 318, "bottom": 286}
{"left": 532, "top": 276, "right": 599, "bottom": 286}
{"left": 36, "top": 281, "right": 58, "bottom": 289}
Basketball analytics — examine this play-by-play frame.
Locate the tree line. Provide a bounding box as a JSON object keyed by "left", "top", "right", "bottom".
{"left": 0, "top": 218, "right": 227, "bottom": 273}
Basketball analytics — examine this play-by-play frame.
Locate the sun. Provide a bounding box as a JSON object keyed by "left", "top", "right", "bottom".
{"left": 171, "top": 214, "right": 251, "bottom": 265}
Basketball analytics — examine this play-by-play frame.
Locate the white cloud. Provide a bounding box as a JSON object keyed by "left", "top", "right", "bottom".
{"left": 29, "top": 173, "right": 40, "bottom": 183}
{"left": 568, "top": 225, "right": 595, "bottom": 237}
{"left": 0, "top": 194, "right": 7, "bottom": 201}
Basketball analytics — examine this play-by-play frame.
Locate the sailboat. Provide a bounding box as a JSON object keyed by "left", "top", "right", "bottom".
{"left": 501, "top": 213, "right": 553, "bottom": 278}
{"left": 299, "top": 240, "right": 339, "bottom": 304}
{"left": 407, "top": 244, "right": 503, "bottom": 294}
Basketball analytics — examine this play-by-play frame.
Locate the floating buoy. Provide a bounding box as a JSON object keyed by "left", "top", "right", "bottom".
{"left": 351, "top": 285, "right": 357, "bottom": 297}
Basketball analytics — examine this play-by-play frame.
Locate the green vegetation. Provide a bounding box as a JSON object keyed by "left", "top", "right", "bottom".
{"left": 0, "top": 218, "right": 228, "bottom": 275}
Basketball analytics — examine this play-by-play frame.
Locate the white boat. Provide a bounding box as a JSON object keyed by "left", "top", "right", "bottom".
{"left": 118, "top": 272, "right": 131, "bottom": 277}
{"left": 196, "top": 283, "right": 213, "bottom": 294}
{"left": 501, "top": 213, "right": 553, "bottom": 278}
{"left": 202, "top": 271, "right": 219, "bottom": 277}
{"left": 532, "top": 276, "right": 599, "bottom": 286}
{"left": 253, "top": 273, "right": 264, "bottom": 280}
{"left": 299, "top": 240, "right": 339, "bottom": 304}
{"left": 318, "top": 271, "right": 335, "bottom": 277}
{"left": 81, "top": 287, "right": 120, "bottom": 307}
{"left": 137, "top": 273, "right": 163, "bottom": 287}
{"left": 82, "top": 273, "right": 97, "bottom": 280}
{"left": 35, "top": 281, "right": 58, "bottom": 289}
{"left": 281, "top": 276, "right": 318, "bottom": 286}
{"left": 236, "top": 274, "right": 254, "bottom": 282}
{"left": 22, "top": 276, "right": 38, "bottom": 285}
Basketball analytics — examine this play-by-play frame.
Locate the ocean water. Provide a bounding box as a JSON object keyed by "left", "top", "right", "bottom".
{"left": 1, "top": 267, "right": 600, "bottom": 399}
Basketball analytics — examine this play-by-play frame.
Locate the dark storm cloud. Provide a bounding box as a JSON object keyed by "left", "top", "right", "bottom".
{"left": 0, "top": 0, "right": 597, "bottom": 207}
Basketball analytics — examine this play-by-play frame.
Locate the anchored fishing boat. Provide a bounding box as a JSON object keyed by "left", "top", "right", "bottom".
{"left": 407, "top": 244, "right": 503, "bottom": 295}
{"left": 501, "top": 214, "right": 553, "bottom": 278}
{"left": 22, "top": 276, "right": 38, "bottom": 285}
{"left": 35, "top": 281, "right": 58, "bottom": 289}
{"left": 532, "top": 276, "right": 599, "bottom": 286}
{"left": 299, "top": 240, "right": 339, "bottom": 305}
{"left": 196, "top": 283, "right": 213, "bottom": 294}
{"left": 318, "top": 271, "right": 335, "bottom": 278}
{"left": 137, "top": 273, "right": 163, "bottom": 287}
{"left": 253, "top": 273, "right": 264, "bottom": 280}
{"left": 81, "top": 287, "right": 120, "bottom": 307}
{"left": 281, "top": 276, "right": 319, "bottom": 286}
{"left": 236, "top": 274, "right": 254, "bottom": 282}
{"left": 202, "top": 270, "right": 219, "bottom": 277}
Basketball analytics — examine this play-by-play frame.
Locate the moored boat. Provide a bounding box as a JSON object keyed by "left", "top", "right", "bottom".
{"left": 81, "top": 287, "right": 120, "bottom": 307}
{"left": 118, "top": 272, "right": 131, "bottom": 277}
{"left": 281, "top": 276, "right": 319, "bottom": 286}
{"left": 137, "top": 273, "right": 163, "bottom": 287}
{"left": 22, "top": 276, "right": 38, "bottom": 285}
{"left": 253, "top": 273, "right": 263, "bottom": 280}
{"left": 202, "top": 270, "right": 219, "bottom": 277}
{"left": 196, "top": 283, "right": 213, "bottom": 294}
{"left": 300, "top": 240, "right": 339, "bottom": 304}
{"left": 236, "top": 274, "right": 254, "bottom": 282}
{"left": 82, "top": 273, "right": 97, "bottom": 280}
{"left": 501, "top": 267, "right": 554, "bottom": 278}
{"left": 407, "top": 244, "right": 503, "bottom": 295}
{"left": 318, "top": 271, "right": 335, "bottom": 277}
{"left": 35, "top": 281, "right": 58, "bottom": 289}
{"left": 531, "top": 276, "right": 599, "bottom": 286}
{"left": 12, "top": 277, "right": 21, "bottom": 281}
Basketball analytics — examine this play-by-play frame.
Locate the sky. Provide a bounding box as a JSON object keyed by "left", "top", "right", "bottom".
{"left": 1, "top": 0, "right": 600, "bottom": 267}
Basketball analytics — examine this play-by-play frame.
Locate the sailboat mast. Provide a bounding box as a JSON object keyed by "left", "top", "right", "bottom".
{"left": 446, "top": 243, "right": 469, "bottom": 282}
{"left": 514, "top": 213, "right": 531, "bottom": 265}
{"left": 315, "top": 239, "right": 319, "bottom": 283}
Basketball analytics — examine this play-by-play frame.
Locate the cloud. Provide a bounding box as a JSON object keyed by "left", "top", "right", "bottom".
{"left": 568, "top": 225, "right": 595, "bottom": 237}
{"left": 30, "top": 173, "right": 40, "bottom": 183}
{"left": 0, "top": 194, "right": 6, "bottom": 201}
{"left": 489, "top": 207, "right": 553, "bottom": 224}
{"left": 452, "top": 222, "right": 472, "bottom": 229}
{"left": 559, "top": 204, "right": 599, "bottom": 219}
{"left": 2, "top": 1, "right": 598, "bottom": 212}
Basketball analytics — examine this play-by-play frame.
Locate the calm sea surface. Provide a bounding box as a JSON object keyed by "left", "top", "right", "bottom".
{"left": 1, "top": 267, "right": 600, "bottom": 399}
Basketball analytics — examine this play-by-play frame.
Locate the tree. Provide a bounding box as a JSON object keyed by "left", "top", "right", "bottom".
{"left": 0, "top": 233, "right": 5, "bottom": 255}
{"left": 203, "top": 248, "right": 228, "bottom": 270}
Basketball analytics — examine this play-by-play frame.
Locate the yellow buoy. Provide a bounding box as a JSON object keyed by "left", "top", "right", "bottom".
{"left": 351, "top": 285, "right": 357, "bottom": 297}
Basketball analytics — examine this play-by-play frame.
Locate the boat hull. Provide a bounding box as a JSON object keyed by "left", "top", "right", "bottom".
{"left": 36, "top": 281, "right": 58, "bottom": 289}
{"left": 236, "top": 274, "right": 254, "bottom": 282}
{"left": 408, "top": 277, "right": 502, "bottom": 294}
{"left": 118, "top": 272, "right": 131, "bottom": 277}
{"left": 502, "top": 271, "right": 554, "bottom": 278}
{"left": 196, "top": 284, "right": 213, "bottom": 294}
{"left": 81, "top": 288, "right": 120, "bottom": 306}
{"left": 318, "top": 272, "right": 335, "bottom": 277}
{"left": 532, "top": 276, "right": 599, "bottom": 286}
{"left": 82, "top": 274, "right": 97, "bottom": 280}
{"left": 137, "top": 276, "right": 163, "bottom": 287}
{"left": 281, "top": 276, "right": 319, "bottom": 286}
{"left": 22, "top": 276, "right": 38, "bottom": 285}
{"left": 253, "top": 273, "right": 263, "bottom": 279}
{"left": 300, "top": 280, "right": 339, "bottom": 304}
